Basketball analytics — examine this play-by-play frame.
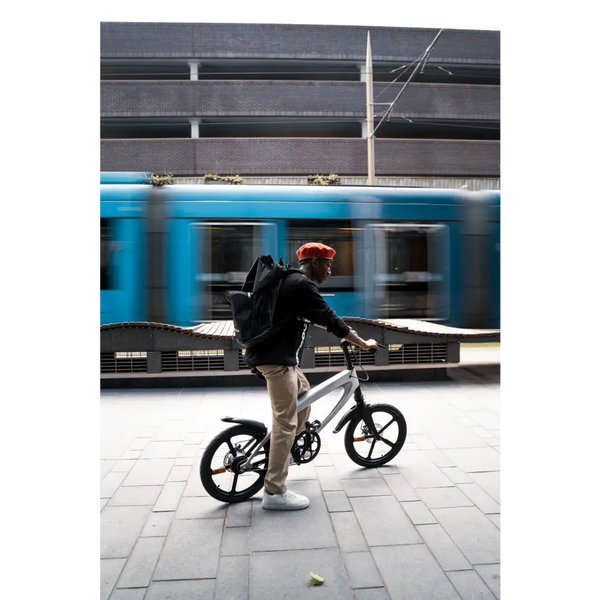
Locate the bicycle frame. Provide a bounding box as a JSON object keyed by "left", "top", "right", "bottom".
{"left": 240, "top": 342, "right": 366, "bottom": 472}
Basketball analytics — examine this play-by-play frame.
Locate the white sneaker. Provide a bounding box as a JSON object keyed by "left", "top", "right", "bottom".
{"left": 262, "top": 490, "right": 310, "bottom": 511}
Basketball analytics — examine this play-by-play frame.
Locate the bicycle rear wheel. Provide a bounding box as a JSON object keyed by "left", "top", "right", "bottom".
{"left": 199, "top": 425, "right": 269, "bottom": 503}
{"left": 344, "top": 403, "right": 407, "bottom": 468}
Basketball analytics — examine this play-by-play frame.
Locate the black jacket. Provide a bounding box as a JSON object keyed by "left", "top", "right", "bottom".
{"left": 243, "top": 271, "right": 351, "bottom": 367}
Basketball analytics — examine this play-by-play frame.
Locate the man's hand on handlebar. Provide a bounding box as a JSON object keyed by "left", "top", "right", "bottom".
{"left": 343, "top": 328, "right": 379, "bottom": 352}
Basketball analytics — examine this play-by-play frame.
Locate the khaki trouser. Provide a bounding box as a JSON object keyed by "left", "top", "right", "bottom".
{"left": 257, "top": 364, "right": 311, "bottom": 495}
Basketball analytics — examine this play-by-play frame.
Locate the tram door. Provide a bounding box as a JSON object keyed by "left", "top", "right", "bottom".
{"left": 196, "top": 222, "right": 276, "bottom": 320}
{"left": 367, "top": 224, "right": 449, "bottom": 320}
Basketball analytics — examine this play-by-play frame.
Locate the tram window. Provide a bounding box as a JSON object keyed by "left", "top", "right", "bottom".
{"left": 101, "top": 219, "right": 113, "bottom": 290}
{"left": 197, "top": 222, "right": 265, "bottom": 320}
{"left": 286, "top": 221, "right": 355, "bottom": 287}
{"left": 372, "top": 224, "right": 448, "bottom": 319}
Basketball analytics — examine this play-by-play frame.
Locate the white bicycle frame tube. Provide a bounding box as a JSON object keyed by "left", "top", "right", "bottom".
{"left": 241, "top": 367, "right": 360, "bottom": 470}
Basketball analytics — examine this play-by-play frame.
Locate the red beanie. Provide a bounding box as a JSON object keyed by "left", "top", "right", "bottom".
{"left": 296, "top": 242, "right": 336, "bottom": 260}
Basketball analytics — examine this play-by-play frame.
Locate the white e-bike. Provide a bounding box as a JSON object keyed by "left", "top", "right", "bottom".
{"left": 199, "top": 341, "right": 407, "bottom": 503}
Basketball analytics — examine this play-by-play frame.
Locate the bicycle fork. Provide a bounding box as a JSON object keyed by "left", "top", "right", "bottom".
{"left": 332, "top": 387, "right": 381, "bottom": 441}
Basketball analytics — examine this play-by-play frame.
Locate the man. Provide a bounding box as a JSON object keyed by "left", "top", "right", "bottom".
{"left": 244, "top": 242, "right": 378, "bottom": 511}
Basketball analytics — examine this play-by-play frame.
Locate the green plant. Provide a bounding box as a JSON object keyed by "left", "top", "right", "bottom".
{"left": 149, "top": 173, "right": 174, "bottom": 186}
{"left": 203, "top": 174, "right": 243, "bottom": 185}
{"left": 307, "top": 173, "right": 341, "bottom": 186}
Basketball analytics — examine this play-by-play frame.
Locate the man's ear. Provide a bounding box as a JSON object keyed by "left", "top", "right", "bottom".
{"left": 312, "top": 258, "right": 319, "bottom": 268}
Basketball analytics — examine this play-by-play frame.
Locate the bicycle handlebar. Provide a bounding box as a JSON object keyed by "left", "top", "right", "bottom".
{"left": 340, "top": 340, "right": 385, "bottom": 369}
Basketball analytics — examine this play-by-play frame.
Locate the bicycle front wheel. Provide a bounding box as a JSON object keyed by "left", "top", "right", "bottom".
{"left": 344, "top": 403, "right": 407, "bottom": 468}
{"left": 199, "top": 425, "right": 269, "bottom": 503}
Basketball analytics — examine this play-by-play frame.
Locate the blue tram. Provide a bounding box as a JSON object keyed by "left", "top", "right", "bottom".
{"left": 100, "top": 173, "right": 500, "bottom": 329}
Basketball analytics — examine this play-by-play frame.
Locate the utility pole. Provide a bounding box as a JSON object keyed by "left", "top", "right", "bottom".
{"left": 366, "top": 31, "right": 375, "bottom": 185}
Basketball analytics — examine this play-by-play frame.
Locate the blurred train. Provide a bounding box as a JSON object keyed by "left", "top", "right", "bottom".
{"left": 100, "top": 172, "right": 500, "bottom": 329}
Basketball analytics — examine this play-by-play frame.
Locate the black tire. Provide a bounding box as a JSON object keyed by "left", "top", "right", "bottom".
{"left": 344, "top": 403, "right": 407, "bottom": 468}
{"left": 199, "top": 425, "right": 269, "bottom": 503}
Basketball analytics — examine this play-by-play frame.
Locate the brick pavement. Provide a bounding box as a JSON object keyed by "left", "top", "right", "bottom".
{"left": 101, "top": 363, "right": 500, "bottom": 600}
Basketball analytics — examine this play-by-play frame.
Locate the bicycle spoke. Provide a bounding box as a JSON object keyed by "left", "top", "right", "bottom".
{"left": 231, "top": 473, "right": 239, "bottom": 493}
{"left": 380, "top": 436, "right": 395, "bottom": 448}
{"left": 226, "top": 439, "right": 235, "bottom": 453}
{"left": 378, "top": 419, "right": 395, "bottom": 435}
{"left": 367, "top": 441, "right": 376, "bottom": 460}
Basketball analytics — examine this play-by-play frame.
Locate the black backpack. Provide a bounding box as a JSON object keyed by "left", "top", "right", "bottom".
{"left": 224, "top": 255, "right": 301, "bottom": 348}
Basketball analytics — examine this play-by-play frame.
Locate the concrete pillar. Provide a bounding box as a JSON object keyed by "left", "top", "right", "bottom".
{"left": 359, "top": 63, "right": 367, "bottom": 82}
{"left": 188, "top": 60, "right": 201, "bottom": 80}
{"left": 189, "top": 118, "right": 201, "bottom": 138}
{"left": 361, "top": 121, "right": 369, "bottom": 139}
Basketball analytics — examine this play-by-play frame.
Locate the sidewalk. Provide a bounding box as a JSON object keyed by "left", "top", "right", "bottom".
{"left": 101, "top": 364, "right": 500, "bottom": 600}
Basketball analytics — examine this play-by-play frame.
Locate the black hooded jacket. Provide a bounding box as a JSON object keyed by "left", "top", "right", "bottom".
{"left": 243, "top": 270, "right": 350, "bottom": 368}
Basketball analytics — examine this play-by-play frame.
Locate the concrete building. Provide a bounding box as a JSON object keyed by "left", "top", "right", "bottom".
{"left": 100, "top": 22, "right": 500, "bottom": 188}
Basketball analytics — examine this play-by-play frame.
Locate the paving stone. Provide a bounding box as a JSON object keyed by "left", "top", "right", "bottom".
{"left": 441, "top": 448, "right": 500, "bottom": 473}
{"left": 100, "top": 558, "right": 126, "bottom": 600}
{"left": 287, "top": 462, "right": 317, "bottom": 480}
{"left": 382, "top": 473, "right": 420, "bottom": 501}
{"left": 116, "top": 537, "right": 164, "bottom": 588}
{"left": 152, "top": 518, "right": 223, "bottom": 580}
{"left": 396, "top": 452, "right": 455, "bottom": 489}
{"left": 175, "top": 496, "right": 228, "bottom": 520}
{"left": 372, "top": 544, "right": 461, "bottom": 599}
{"left": 416, "top": 524, "right": 471, "bottom": 571}
{"left": 101, "top": 471, "right": 127, "bottom": 499}
{"left": 108, "top": 485, "right": 162, "bottom": 507}
{"left": 330, "top": 511, "right": 369, "bottom": 552}
{"left": 140, "top": 441, "right": 182, "bottom": 459}
{"left": 144, "top": 579, "right": 215, "bottom": 600}
{"left": 101, "top": 498, "right": 109, "bottom": 512}
{"left": 214, "top": 555, "right": 250, "bottom": 600}
{"left": 225, "top": 499, "right": 253, "bottom": 527}
{"left": 330, "top": 453, "right": 384, "bottom": 479}
{"left": 101, "top": 505, "right": 153, "bottom": 559}
{"left": 342, "top": 477, "right": 392, "bottom": 497}
{"left": 411, "top": 434, "right": 437, "bottom": 449}
{"left": 153, "top": 481, "right": 186, "bottom": 512}
{"left": 251, "top": 480, "right": 336, "bottom": 551}
{"left": 250, "top": 548, "right": 353, "bottom": 600}
{"left": 350, "top": 496, "right": 421, "bottom": 546}
{"left": 342, "top": 551, "right": 383, "bottom": 589}
{"left": 140, "top": 511, "right": 174, "bottom": 537}
{"left": 474, "top": 564, "right": 500, "bottom": 599}
{"left": 98, "top": 459, "right": 117, "bottom": 483}
{"left": 313, "top": 452, "right": 333, "bottom": 466}
{"left": 121, "top": 451, "right": 142, "bottom": 460}
{"left": 354, "top": 588, "right": 391, "bottom": 600}
{"left": 178, "top": 444, "right": 200, "bottom": 458}
{"left": 174, "top": 457, "right": 195, "bottom": 466}
{"left": 183, "top": 462, "right": 209, "bottom": 496}
{"left": 425, "top": 426, "right": 489, "bottom": 450}
{"left": 323, "top": 490, "right": 352, "bottom": 512}
{"left": 108, "top": 588, "right": 147, "bottom": 600}
{"left": 462, "top": 410, "right": 500, "bottom": 430}
{"left": 183, "top": 432, "right": 204, "bottom": 444}
{"left": 166, "top": 465, "right": 192, "bottom": 482}
{"left": 432, "top": 507, "right": 500, "bottom": 564}
{"left": 447, "top": 570, "right": 497, "bottom": 600}
{"left": 151, "top": 422, "right": 189, "bottom": 442}
{"left": 377, "top": 463, "right": 400, "bottom": 475}
{"left": 315, "top": 465, "right": 344, "bottom": 491}
{"left": 112, "top": 460, "right": 137, "bottom": 473}
{"left": 457, "top": 483, "right": 500, "bottom": 514}
{"left": 122, "top": 459, "right": 175, "bottom": 486}
{"left": 422, "top": 449, "right": 456, "bottom": 467}
{"left": 401, "top": 500, "right": 438, "bottom": 525}
{"left": 128, "top": 438, "right": 151, "bottom": 451}
{"left": 484, "top": 437, "right": 500, "bottom": 447}
{"left": 467, "top": 472, "right": 500, "bottom": 504}
{"left": 221, "top": 526, "right": 250, "bottom": 556}
{"left": 440, "top": 467, "right": 472, "bottom": 484}
{"left": 417, "top": 487, "right": 474, "bottom": 509}
{"left": 486, "top": 514, "right": 500, "bottom": 529}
